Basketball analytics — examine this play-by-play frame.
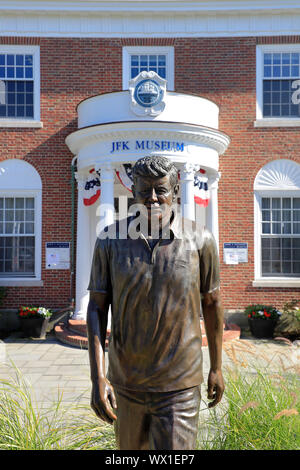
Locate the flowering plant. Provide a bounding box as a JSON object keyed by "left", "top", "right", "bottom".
{"left": 244, "top": 304, "right": 282, "bottom": 321}
{"left": 18, "top": 306, "right": 52, "bottom": 319}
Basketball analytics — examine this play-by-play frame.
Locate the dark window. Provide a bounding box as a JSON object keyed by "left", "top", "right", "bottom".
{"left": 0, "top": 197, "right": 35, "bottom": 277}
{"left": 261, "top": 197, "right": 300, "bottom": 276}
{"left": 0, "top": 53, "right": 34, "bottom": 119}
{"left": 130, "top": 54, "right": 166, "bottom": 79}
{"left": 263, "top": 53, "right": 300, "bottom": 118}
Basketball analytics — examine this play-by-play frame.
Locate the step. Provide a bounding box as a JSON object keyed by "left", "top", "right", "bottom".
{"left": 68, "top": 319, "right": 111, "bottom": 338}
{"left": 54, "top": 323, "right": 89, "bottom": 349}
{"left": 68, "top": 319, "right": 88, "bottom": 337}
{"left": 201, "top": 321, "right": 241, "bottom": 347}
{"left": 55, "top": 320, "right": 240, "bottom": 349}
{"left": 54, "top": 321, "right": 110, "bottom": 349}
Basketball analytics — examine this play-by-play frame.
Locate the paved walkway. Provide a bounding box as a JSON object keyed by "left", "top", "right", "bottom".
{"left": 0, "top": 331, "right": 298, "bottom": 451}
{"left": 0, "top": 331, "right": 299, "bottom": 412}
{"left": 0, "top": 333, "right": 91, "bottom": 410}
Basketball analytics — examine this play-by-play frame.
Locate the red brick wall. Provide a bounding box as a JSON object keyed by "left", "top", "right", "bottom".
{"left": 1, "top": 36, "right": 300, "bottom": 311}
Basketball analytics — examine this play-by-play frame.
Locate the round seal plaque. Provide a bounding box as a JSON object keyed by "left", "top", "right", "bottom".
{"left": 134, "top": 79, "right": 163, "bottom": 108}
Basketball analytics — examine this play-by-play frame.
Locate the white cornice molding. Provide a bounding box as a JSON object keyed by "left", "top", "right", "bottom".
{"left": 0, "top": 1, "right": 300, "bottom": 37}
{"left": 1, "top": 1, "right": 300, "bottom": 14}
{"left": 65, "top": 121, "right": 230, "bottom": 156}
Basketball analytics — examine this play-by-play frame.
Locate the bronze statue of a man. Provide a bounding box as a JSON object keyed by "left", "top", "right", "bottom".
{"left": 87, "top": 155, "right": 224, "bottom": 450}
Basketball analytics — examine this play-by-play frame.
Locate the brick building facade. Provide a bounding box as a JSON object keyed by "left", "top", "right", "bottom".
{"left": 1, "top": 1, "right": 300, "bottom": 318}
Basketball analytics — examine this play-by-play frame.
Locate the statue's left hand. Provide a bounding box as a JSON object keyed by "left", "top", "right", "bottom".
{"left": 207, "top": 369, "right": 225, "bottom": 408}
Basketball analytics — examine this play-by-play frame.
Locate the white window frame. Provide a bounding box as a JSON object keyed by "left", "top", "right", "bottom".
{"left": 0, "top": 158, "right": 43, "bottom": 286}
{"left": 0, "top": 190, "right": 42, "bottom": 285}
{"left": 0, "top": 45, "right": 42, "bottom": 128}
{"left": 122, "top": 46, "right": 174, "bottom": 91}
{"left": 253, "top": 160, "right": 300, "bottom": 287}
{"left": 255, "top": 44, "right": 300, "bottom": 128}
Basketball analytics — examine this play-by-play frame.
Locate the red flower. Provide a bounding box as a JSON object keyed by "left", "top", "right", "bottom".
{"left": 264, "top": 310, "right": 271, "bottom": 318}
{"left": 248, "top": 313, "right": 252, "bottom": 318}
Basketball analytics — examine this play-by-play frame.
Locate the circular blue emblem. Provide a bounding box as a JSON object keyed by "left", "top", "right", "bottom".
{"left": 134, "top": 79, "right": 163, "bottom": 108}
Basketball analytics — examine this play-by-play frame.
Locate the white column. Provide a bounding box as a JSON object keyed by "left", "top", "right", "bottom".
{"left": 180, "top": 163, "right": 200, "bottom": 220}
{"left": 206, "top": 173, "right": 220, "bottom": 251}
{"left": 96, "top": 163, "right": 115, "bottom": 331}
{"left": 73, "top": 172, "right": 91, "bottom": 320}
{"left": 96, "top": 163, "right": 115, "bottom": 234}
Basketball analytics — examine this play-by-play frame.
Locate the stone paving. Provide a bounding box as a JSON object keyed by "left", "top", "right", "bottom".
{"left": 0, "top": 333, "right": 91, "bottom": 410}
{"left": 0, "top": 331, "right": 299, "bottom": 413}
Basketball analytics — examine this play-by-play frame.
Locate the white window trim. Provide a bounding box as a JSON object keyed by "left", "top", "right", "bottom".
{"left": 0, "top": 45, "right": 42, "bottom": 128}
{"left": 253, "top": 189, "right": 300, "bottom": 287}
{"left": 0, "top": 189, "right": 42, "bottom": 285}
{"left": 122, "top": 46, "right": 174, "bottom": 91}
{"left": 255, "top": 44, "right": 300, "bottom": 128}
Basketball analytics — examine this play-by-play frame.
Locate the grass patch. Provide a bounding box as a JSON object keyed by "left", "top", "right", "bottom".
{"left": 0, "top": 363, "right": 116, "bottom": 450}
{"left": 198, "top": 340, "right": 300, "bottom": 450}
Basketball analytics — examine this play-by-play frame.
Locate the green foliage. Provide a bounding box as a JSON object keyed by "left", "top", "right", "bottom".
{"left": 198, "top": 340, "right": 300, "bottom": 450}
{"left": 200, "top": 368, "right": 299, "bottom": 450}
{"left": 274, "top": 299, "right": 300, "bottom": 339}
{"left": 0, "top": 364, "right": 116, "bottom": 450}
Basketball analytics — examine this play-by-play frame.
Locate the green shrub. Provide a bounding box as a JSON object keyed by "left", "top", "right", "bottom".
{"left": 274, "top": 299, "right": 300, "bottom": 340}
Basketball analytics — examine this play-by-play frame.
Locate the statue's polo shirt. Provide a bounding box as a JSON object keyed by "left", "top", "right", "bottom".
{"left": 88, "top": 213, "right": 220, "bottom": 393}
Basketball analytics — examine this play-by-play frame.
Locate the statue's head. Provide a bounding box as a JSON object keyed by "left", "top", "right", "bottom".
{"left": 131, "top": 156, "right": 179, "bottom": 224}
{"left": 132, "top": 155, "right": 179, "bottom": 188}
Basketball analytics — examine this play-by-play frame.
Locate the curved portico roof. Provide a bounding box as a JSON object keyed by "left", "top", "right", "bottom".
{"left": 65, "top": 89, "right": 230, "bottom": 179}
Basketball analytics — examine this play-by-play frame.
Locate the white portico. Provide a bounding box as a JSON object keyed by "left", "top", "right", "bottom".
{"left": 65, "top": 73, "right": 230, "bottom": 319}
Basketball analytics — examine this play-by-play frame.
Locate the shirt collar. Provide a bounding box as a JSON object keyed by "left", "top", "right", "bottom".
{"left": 127, "top": 205, "right": 183, "bottom": 241}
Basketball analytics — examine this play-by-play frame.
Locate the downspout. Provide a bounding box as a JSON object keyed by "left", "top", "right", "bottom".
{"left": 70, "top": 155, "right": 77, "bottom": 312}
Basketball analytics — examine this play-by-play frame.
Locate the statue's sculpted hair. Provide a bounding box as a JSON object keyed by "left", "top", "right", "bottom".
{"left": 132, "top": 156, "right": 179, "bottom": 188}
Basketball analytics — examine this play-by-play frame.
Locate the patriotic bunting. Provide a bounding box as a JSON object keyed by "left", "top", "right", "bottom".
{"left": 116, "top": 164, "right": 133, "bottom": 192}
{"left": 194, "top": 173, "right": 209, "bottom": 207}
{"left": 83, "top": 169, "right": 101, "bottom": 206}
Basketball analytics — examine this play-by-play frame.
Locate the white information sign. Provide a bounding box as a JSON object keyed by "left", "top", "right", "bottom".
{"left": 46, "top": 242, "right": 70, "bottom": 270}
{"left": 223, "top": 243, "right": 248, "bottom": 265}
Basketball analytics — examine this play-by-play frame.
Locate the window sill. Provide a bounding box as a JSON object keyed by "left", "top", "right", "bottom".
{"left": 0, "top": 120, "right": 43, "bottom": 128}
{"left": 252, "top": 278, "right": 300, "bottom": 288}
{"left": 254, "top": 119, "right": 300, "bottom": 128}
{"left": 0, "top": 279, "right": 44, "bottom": 287}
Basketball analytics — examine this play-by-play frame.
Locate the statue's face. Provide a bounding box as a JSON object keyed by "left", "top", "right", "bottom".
{"left": 132, "top": 174, "right": 178, "bottom": 223}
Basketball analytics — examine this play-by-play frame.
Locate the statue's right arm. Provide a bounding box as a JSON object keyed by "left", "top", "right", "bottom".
{"left": 86, "top": 291, "right": 117, "bottom": 424}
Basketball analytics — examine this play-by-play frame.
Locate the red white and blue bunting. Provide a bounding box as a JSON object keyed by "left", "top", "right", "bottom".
{"left": 83, "top": 165, "right": 210, "bottom": 207}
{"left": 194, "top": 172, "right": 210, "bottom": 207}
{"left": 116, "top": 164, "right": 134, "bottom": 192}
{"left": 83, "top": 169, "right": 101, "bottom": 206}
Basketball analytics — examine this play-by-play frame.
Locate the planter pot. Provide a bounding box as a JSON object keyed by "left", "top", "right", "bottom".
{"left": 20, "top": 317, "right": 49, "bottom": 339}
{"left": 248, "top": 318, "right": 278, "bottom": 339}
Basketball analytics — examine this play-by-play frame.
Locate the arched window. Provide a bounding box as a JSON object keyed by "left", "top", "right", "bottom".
{"left": 253, "top": 159, "right": 300, "bottom": 286}
{"left": 0, "top": 159, "right": 42, "bottom": 284}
